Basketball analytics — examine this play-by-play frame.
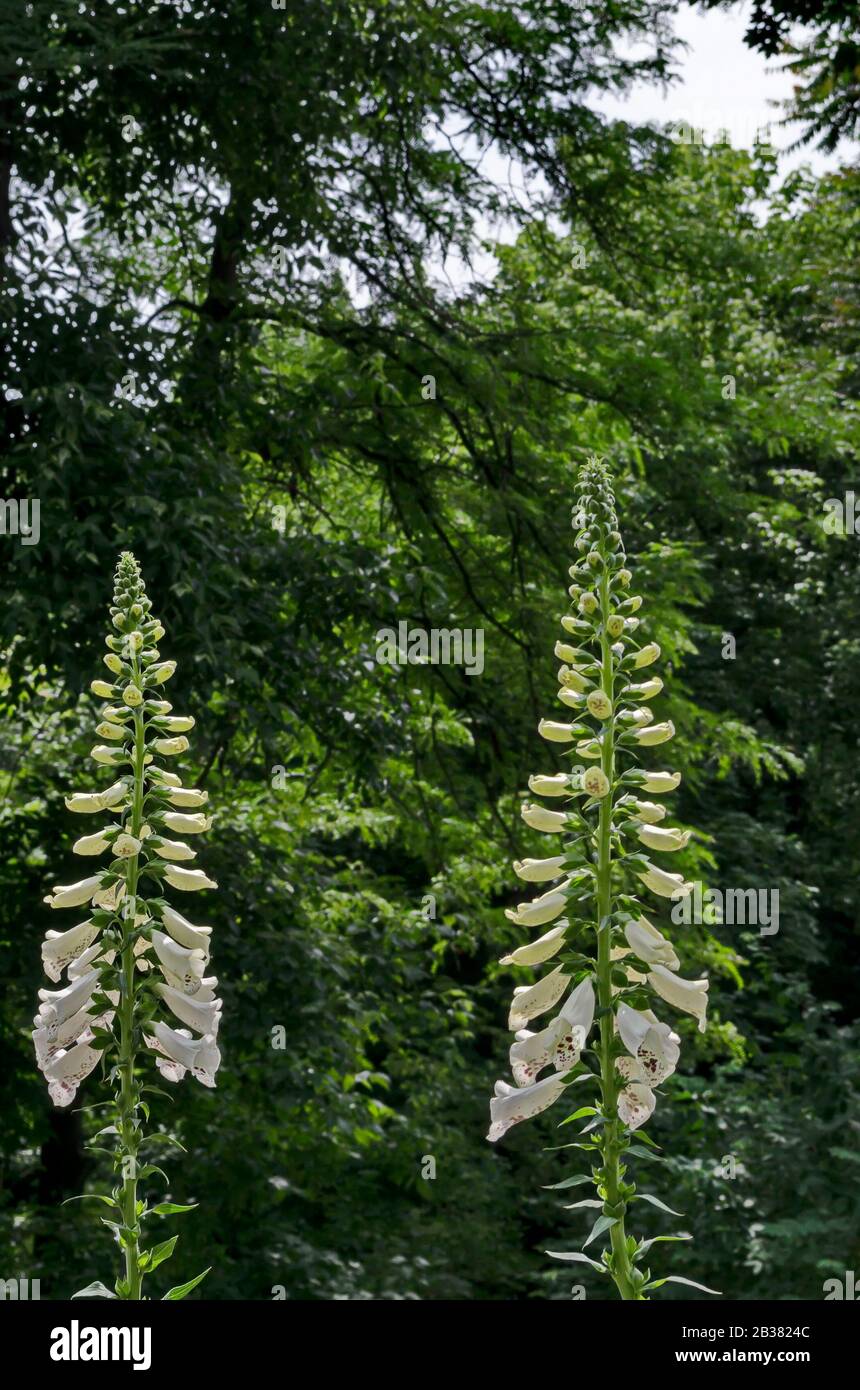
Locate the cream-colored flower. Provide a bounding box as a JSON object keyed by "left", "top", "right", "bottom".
{"left": 512, "top": 855, "right": 568, "bottom": 882}
{"left": 633, "top": 643, "right": 660, "bottom": 668}
{"left": 648, "top": 964, "right": 709, "bottom": 1032}
{"left": 521, "top": 803, "right": 568, "bottom": 833}
{"left": 499, "top": 924, "right": 567, "bottom": 967}
{"left": 637, "top": 823, "right": 690, "bottom": 852}
{"left": 538, "top": 719, "right": 578, "bottom": 743}
{"left": 163, "top": 865, "right": 217, "bottom": 893}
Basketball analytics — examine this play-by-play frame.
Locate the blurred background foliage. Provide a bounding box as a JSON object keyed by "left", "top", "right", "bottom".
{"left": 1, "top": 0, "right": 858, "bottom": 1299}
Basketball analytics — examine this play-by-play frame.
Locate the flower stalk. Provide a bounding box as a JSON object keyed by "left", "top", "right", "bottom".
{"left": 33, "top": 552, "right": 221, "bottom": 1301}
{"left": 487, "top": 457, "right": 720, "bottom": 1301}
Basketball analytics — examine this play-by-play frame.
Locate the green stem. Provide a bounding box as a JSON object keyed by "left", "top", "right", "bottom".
{"left": 117, "top": 674, "right": 147, "bottom": 1300}
{"left": 595, "top": 566, "right": 638, "bottom": 1300}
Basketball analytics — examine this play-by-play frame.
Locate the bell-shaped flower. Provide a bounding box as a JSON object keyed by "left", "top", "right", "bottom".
{"left": 90, "top": 680, "right": 115, "bottom": 699}
{"left": 616, "top": 1079, "right": 656, "bottom": 1130}
{"left": 95, "top": 721, "right": 127, "bottom": 741}
{"left": 557, "top": 666, "right": 590, "bottom": 694}
{"left": 637, "top": 861, "right": 694, "bottom": 900}
{"left": 151, "top": 929, "right": 207, "bottom": 993}
{"left": 153, "top": 735, "right": 189, "bottom": 757}
{"left": 504, "top": 882, "right": 570, "bottom": 928}
{"left": 637, "top": 823, "right": 690, "bottom": 852}
{"left": 73, "top": 829, "right": 114, "bottom": 856}
{"left": 166, "top": 786, "right": 209, "bottom": 808}
{"left": 630, "top": 799, "right": 666, "bottom": 823}
{"left": 623, "top": 677, "right": 663, "bottom": 700}
{"left": 122, "top": 684, "right": 143, "bottom": 707}
{"left": 149, "top": 660, "right": 177, "bottom": 684}
{"left": 521, "top": 802, "right": 568, "bottom": 834}
{"left": 528, "top": 772, "right": 570, "bottom": 798}
{"left": 153, "top": 837, "right": 197, "bottom": 862}
{"left": 161, "top": 811, "right": 212, "bottom": 835}
{"left": 41, "top": 919, "right": 101, "bottom": 982}
{"left": 538, "top": 720, "right": 579, "bottom": 743}
{"left": 111, "top": 832, "right": 141, "bottom": 857}
{"left": 91, "top": 744, "right": 125, "bottom": 766}
{"left": 513, "top": 855, "right": 567, "bottom": 882}
{"left": 159, "top": 903, "right": 212, "bottom": 955}
{"left": 159, "top": 716, "right": 195, "bottom": 733}
{"left": 43, "top": 875, "right": 102, "bottom": 910}
{"left": 648, "top": 964, "right": 709, "bottom": 1032}
{"left": 509, "top": 978, "right": 595, "bottom": 1085}
{"left": 582, "top": 767, "right": 610, "bottom": 798}
{"left": 508, "top": 964, "right": 569, "bottom": 1030}
{"left": 42, "top": 1039, "right": 102, "bottom": 1107}
{"left": 144, "top": 1022, "right": 220, "bottom": 1088}
{"left": 499, "top": 924, "right": 567, "bottom": 967}
{"left": 35, "top": 970, "right": 99, "bottom": 1035}
{"left": 163, "top": 865, "right": 217, "bottom": 893}
{"left": 575, "top": 738, "right": 601, "bottom": 759}
{"left": 616, "top": 1003, "right": 680, "bottom": 1085}
{"left": 633, "top": 643, "right": 660, "bottom": 668}
{"left": 623, "top": 916, "right": 679, "bottom": 970}
{"left": 633, "top": 720, "right": 675, "bottom": 747}
{"left": 486, "top": 1069, "right": 573, "bottom": 1143}
{"left": 639, "top": 770, "right": 681, "bottom": 794}
{"left": 155, "top": 982, "right": 222, "bottom": 1036}
{"left": 586, "top": 689, "right": 612, "bottom": 719}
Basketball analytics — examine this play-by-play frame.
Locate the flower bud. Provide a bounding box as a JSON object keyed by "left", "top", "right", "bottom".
{"left": 578, "top": 592, "right": 597, "bottom": 615}
{"left": 91, "top": 680, "right": 115, "bottom": 699}
{"left": 104, "top": 654, "right": 123, "bottom": 675}
{"left": 606, "top": 614, "right": 625, "bottom": 639}
{"left": 149, "top": 661, "right": 177, "bottom": 684}
{"left": 633, "top": 643, "right": 660, "bottom": 668}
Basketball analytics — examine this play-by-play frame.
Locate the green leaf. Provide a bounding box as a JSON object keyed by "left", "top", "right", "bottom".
{"left": 140, "top": 1235, "right": 178, "bottom": 1273}
{"left": 162, "top": 1267, "right": 211, "bottom": 1301}
{"left": 542, "top": 1173, "right": 594, "bottom": 1190}
{"left": 545, "top": 1250, "right": 606, "bottom": 1273}
{"left": 647, "top": 1274, "right": 722, "bottom": 1296}
{"left": 71, "top": 1281, "right": 118, "bottom": 1300}
{"left": 635, "top": 1193, "right": 684, "bottom": 1216}
{"left": 558, "top": 1105, "right": 598, "bottom": 1127}
{"left": 62, "top": 1193, "right": 119, "bottom": 1209}
{"left": 638, "top": 1232, "right": 692, "bottom": 1255}
{"left": 148, "top": 1201, "right": 198, "bottom": 1217}
{"left": 625, "top": 1144, "right": 664, "bottom": 1161}
{"left": 583, "top": 1213, "right": 618, "bottom": 1247}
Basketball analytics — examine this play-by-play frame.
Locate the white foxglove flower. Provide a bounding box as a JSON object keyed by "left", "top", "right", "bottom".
{"left": 633, "top": 643, "right": 660, "bottom": 668}
{"left": 582, "top": 767, "right": 610, "bottom": 798}
{"left": 162, "top": 812, "right": 212, "bottom": 834}
{"left": 633, "top": 720, "right": 675, "bottom": 747}
{"left": 508, "top": 964, "right": 569, "bottom": 1029}
{"left": 73, "top": 829, "right": 114, "bottom": 856}
{"left": 155, "top": 982, "right": 222, "bottom": 1036}
{"left": 42, "top": 1039, "right": 103, "bottom": 1107}
{"left": 538, "top": 719, "right": 578, "bottom": 743}
{"left": 149, "top": 660, "right": 177, "bottom": 683}
{"left": 636, "top": 823, "right": 690, "bottom": 852}
{"left": 92, "top": 878, "right": 126, "bottom": 911}
{"left": 487, "top": 1070, "right": 574, "bottom": 1143}
{"left": 41, "top": 920, "right": 101, "bottom": 982}
{"left": 648, "top": 964, "right": 709, "bottom": 1032}
{"left": 35, "top": 970, "right": 99, "bottom": 1033}
{"left": 159, "top": 903, "right": 213, "bottom": 955}
{"left": 91, "top": 744, "right": 125, "bottom": 766}
{"left": 43, "top": 875, "right": 102, "bottom": 910}
{"left": 504, "top": 883, "right": 570, "bottom": 927}
{"left": 153, "top": 735, "right": 190, "bottom": 757}
{"left": 521, "top": 803, "right": 568, "bottom": 834}
{"left": 90, "top": 680, "right": 115, "bottom": 699}
{"left": 166, "top": 786, "right": 209, "bottom": 808}
{"left": 163, "top": 865, "right": 217, "bottom": 892}
{"left": 509, "top": 978, "right": 595, "bottom": 1085}
{"left": 499, "top": 924, "right": 567, "bottom": 966}
{"left": 151, "top": 930, "right": 207, "bottom": 993}
{"left": 623, "top": 916, "right": 680, "bottom": 970}
{"left": 637, "top": 861, "right": 694, "bottom": 899}
{"left": 631, "top": 799, "right": 667, "bottom": 823}
{"left": 528, "top": 773, "right": 571, "bottom": 797}
{"left": 617, "top": 1080, "right": 656, "bottom": 1130}
{"left": 586, "top": 689, "right": 612, "bottom": 719}
{"left": 112, "top": 832, "right": 142, "bottom": 857}
{"left": 616, "top": 1003, "right": 680, "bottom": 1085}
{"left": 639, "top": 770, "right": 681, "bottom": 794}
{"left": 513, "top": 856, "right": 567, "bottom": 882}
{"left": 158, "top": 716, "right": 195, "bottom": 733}
{"left": 154, "top": 837, "right": 197, "bottom": 862}
{"left": 623, "top": 677, "right": 663, "bottom": 700}
{"left": 144, "top": 1022, "right": 220, "bottom": 1087}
